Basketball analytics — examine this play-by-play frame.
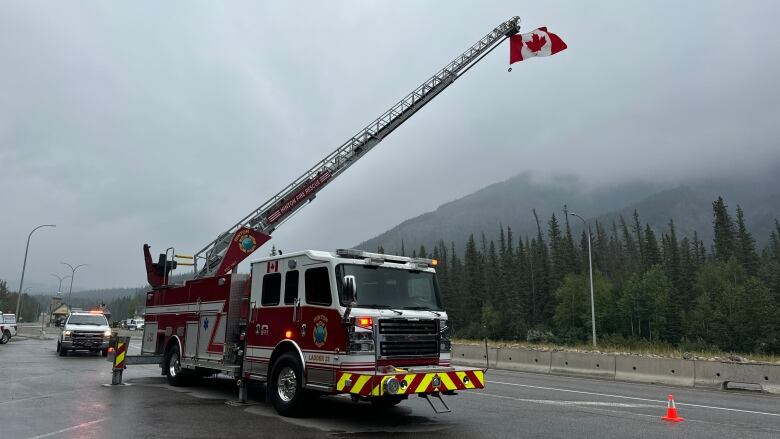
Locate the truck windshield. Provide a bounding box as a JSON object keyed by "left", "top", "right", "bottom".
{"left": 336, "top": 264, "right": 442, "bottom": 311}
{"left": 68, "top": 315, "right": 108, "bottom": 326}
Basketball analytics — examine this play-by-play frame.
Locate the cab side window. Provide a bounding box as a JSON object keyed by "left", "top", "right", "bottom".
{"left": 305, "top": 267, "right": 332, "bottom": 306}
{"left": 284, "top": 271, "right": 299, "bottom": 305}
{"left": 261, "top": 273, "right": 281, "bottom": 306}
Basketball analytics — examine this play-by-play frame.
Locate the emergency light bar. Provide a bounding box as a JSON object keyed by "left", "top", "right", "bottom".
{"left": 335, "top": 249, "right": 437, "bottom": 268}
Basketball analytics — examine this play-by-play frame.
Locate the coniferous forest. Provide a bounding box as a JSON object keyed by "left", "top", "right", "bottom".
{"left": 386, "top": 197, "right": 780, "bottom": 355}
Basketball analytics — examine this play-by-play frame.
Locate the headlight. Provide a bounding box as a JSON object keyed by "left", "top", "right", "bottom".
{"left": 439, "top": 320, "right": 451, "bottom": 352}
{"left": 384, "top": 377, "right": 400, "bottom": 395}
{"left": 104, "top": 330, "right": 112, "bottom": 337}
{"left": 63, "top": 330, "right": 72, "bottom": 337}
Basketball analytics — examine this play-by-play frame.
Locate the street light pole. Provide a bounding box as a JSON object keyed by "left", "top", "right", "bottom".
{"left": 15, "top": 224, "right": 56, "bottom": 319}
{"left": 570, "top": 212, "right": 597, "bottom": 348}
{"left": 61, "top": 262, "right": 87, "bottom": 306}
{"left": 50, "top": 273, "right": 71, "bottom": 294}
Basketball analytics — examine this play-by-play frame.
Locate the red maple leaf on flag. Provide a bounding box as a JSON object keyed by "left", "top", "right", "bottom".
{"left": 525, "top": 33, "right": 547, "bottom": 53}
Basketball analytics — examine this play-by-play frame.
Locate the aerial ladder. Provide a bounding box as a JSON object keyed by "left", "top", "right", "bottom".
{"left": 145, "top": 16, "right": 522, "bottom": 287}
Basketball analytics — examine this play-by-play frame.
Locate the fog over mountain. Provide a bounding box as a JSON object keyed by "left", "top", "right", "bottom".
{"left": 357, "top": 167, "right": 780, "bottom": 256}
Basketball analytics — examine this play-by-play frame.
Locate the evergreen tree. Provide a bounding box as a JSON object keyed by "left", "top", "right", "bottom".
{"left": 485, "top": 240, "right": 499, "bottom": 304}
{"left": 531, "top": 209, "right": 552, "bottom": 325}
{"left": 448, "top": 242, "right": 464, "bottom": 331}
{"left": 620, "top": 215, "right": 639, "bottom": 269}
{"left": 463, "top": 234, "right": 486, "bottom": 335}
{"left": 734, "top": 205, "right": 759, "bottom": 275}
{"left": 712, "top": 197, "right": 736, "bottom": 262}
{"left": 548, "top": 213, "right": 566, "bottom": 291}
{"left": 643, "top": 224, "right": 662, "bottom": 268}
{"left": 593, "top": 221, "right": 609, "bottom": 275}
{"left": 562, "top": 205, "right": 579, "bottom": 273}
{"left": 632, "top": 210, "right": 645, "bottom": 265}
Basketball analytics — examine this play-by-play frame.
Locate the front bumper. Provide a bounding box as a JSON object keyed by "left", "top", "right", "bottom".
{"left": 335, "top": 366, "right": 484, "bottom": 397}
{"left": 61, "top": 339, "right": 109, "bottom": 350}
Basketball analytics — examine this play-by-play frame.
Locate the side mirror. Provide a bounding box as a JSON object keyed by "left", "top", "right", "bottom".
{"left": 342, "top": 275, "right": 357, "bottom": 305}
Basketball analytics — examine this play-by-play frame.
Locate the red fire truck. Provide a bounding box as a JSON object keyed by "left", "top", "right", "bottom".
{"left": 140, "top": 17, "right": 525, "bottom": 416}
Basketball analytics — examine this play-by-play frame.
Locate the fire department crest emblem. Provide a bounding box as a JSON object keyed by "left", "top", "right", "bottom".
{"left": 313, "top": 315, "right": 328, "bottom": 347}
{"left": 235, "top": 232, "right": 257, "bottom": 254}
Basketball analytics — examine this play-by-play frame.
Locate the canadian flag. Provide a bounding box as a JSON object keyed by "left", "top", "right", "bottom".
{"left": 509, "top": 27, "right": 567, "bottom": 65}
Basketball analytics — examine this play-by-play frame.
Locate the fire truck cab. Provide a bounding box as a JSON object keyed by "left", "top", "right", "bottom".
{"left": 142, "top": 249, "right": 483, "bottom": 416}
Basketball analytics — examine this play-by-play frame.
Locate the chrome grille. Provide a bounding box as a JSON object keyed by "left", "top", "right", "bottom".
{"left": 378, "top": 319, "right": 437, "bottom": 335}
{"left": 378, "top": 319, "right": 438, "bottom": 358}
{"left": 72, "top": 331, "right": 105, "bottom": 343}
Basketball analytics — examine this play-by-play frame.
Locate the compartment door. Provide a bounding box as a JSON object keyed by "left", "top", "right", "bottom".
{"left": 197, "top": 312, "right": 224, "bottom": 360}
{"left": 184, "top": 322, "right": 198, "bottom": 358}
{"left": 141, "top": 322, "right": 158, "bottom": 354}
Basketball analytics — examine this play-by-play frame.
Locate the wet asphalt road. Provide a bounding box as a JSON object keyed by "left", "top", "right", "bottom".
{"left": 1, "top": 336, "right": 779, "bottom": 438}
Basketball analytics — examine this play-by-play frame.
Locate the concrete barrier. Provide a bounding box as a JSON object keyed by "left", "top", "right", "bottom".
{"left": 496, "top": 348, "right": 552, "bottom": 373}
{"left": 550, "top": 351, "right": 615, "bottom": 379}
{"left": 695, "top": 361, "right": 780, "bottom": 394}
{"left": 452, "top": 344, "right": 495, "bottom": 369}
{"left": 451, "top": 343, "right": 780, "bottom": 394}
{"left": 615, "top": 356, "right": 694, "bottom": 387}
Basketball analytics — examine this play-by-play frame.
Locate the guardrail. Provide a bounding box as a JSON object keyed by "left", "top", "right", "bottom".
{"left": 452, "top": 344, "right": 780, "bottom": 394}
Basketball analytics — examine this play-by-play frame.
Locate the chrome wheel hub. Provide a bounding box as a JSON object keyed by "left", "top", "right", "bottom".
{"left": 169, "top": 352, "right": 181, "bottom": 377}
{"left": 277, "top": 366, "right": 297, "bottom": 402}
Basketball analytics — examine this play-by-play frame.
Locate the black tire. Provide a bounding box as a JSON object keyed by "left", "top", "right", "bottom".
{"left": 268, "top": 352, "right": 306, "bottom": 417}
{"left": 0, "top": 331, "right": 9, "bottom": 344}
{"left": 59, "top": 344, "right": 67, "bottom": 357}
{"left": 165, "top": 345, "right": 190, "bottom": 386}
{"left": 101, "top": 348, "right": 109, "bottom": 357}
{"left": 370, "top": 395, "right": 405, "bottom": 407}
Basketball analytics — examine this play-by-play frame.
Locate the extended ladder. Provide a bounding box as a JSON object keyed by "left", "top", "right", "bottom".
{"left": 193, "top": 16, "right": 522, "bottom": 278}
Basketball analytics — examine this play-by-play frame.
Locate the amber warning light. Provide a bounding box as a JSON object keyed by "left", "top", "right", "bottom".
{"left": 357, "top": 317, "right": 373, "bottom": 329}
{"left": 285, "top": 330, "right": 293, "bottom": 338}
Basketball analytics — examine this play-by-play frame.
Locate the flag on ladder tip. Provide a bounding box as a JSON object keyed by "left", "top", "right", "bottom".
{"left": 509, "top": 27, "right": 567, "bottom": 65}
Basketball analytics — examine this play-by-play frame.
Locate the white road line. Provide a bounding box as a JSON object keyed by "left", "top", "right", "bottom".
{"left": 486, "top": 380, "right": 780, "bottom": 418}
{"left": 26, "top": 417, "right": 108, "bottom": 439}
{"left": 468, "top": 392, "right": 658, "bottom": 408}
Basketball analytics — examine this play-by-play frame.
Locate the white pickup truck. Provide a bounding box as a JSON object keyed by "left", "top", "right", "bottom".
{"left": 0, "top": 312, "right": 18, "bottom": 344}
{"left": 57, "top": 312, "right": 111, "bottom": 356}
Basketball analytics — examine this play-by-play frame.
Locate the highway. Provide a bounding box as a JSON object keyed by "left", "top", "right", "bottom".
{"left": 1, "top": 336, "right": 778, "bottom": 438}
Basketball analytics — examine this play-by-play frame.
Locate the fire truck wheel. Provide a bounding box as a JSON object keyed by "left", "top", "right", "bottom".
{"left": 165, "top": 345, "right": 191, "bottom": 386}
{"left": 269, "top": 352, "right": 306, "bottom": 417}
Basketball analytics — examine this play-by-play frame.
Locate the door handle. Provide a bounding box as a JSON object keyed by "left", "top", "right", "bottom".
{"left": 300, "top": 324, "right": 307, "bottom": 337}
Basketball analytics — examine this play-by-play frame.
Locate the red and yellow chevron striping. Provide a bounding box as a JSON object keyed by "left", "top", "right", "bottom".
{"left": 113, "top": 340, "right": 126, "bottom": 370}
{"left": 335, "top": 369, "right": 484, "bottom": 397}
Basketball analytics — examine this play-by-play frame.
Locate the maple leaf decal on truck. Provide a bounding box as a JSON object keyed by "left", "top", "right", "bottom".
{"left": 525, "top": 33, "right": 547, "bottom": 53}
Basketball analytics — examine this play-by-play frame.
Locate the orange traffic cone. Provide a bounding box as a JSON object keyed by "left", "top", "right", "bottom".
{"left": 661, "top": 394, "right": 684, "bottom": 422}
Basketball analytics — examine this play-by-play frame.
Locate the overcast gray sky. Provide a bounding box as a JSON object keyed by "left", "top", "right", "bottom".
{"left": 2, "top": 1, "right": 780, "bottom": 291}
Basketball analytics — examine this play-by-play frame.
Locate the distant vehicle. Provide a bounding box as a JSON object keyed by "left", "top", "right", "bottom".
{"left": 0, "top": 312, "right": 18, "bottom": 344}
{"left": 126, "top": 318, "right": 144, "bottom": 331}
{"left": 57, "top": 311, "right": 111, "bottom": 356}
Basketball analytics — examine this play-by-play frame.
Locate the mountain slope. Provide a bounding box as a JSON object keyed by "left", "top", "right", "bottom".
{"left": 356, "top": 171, "right": 780, "bottom": 254}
